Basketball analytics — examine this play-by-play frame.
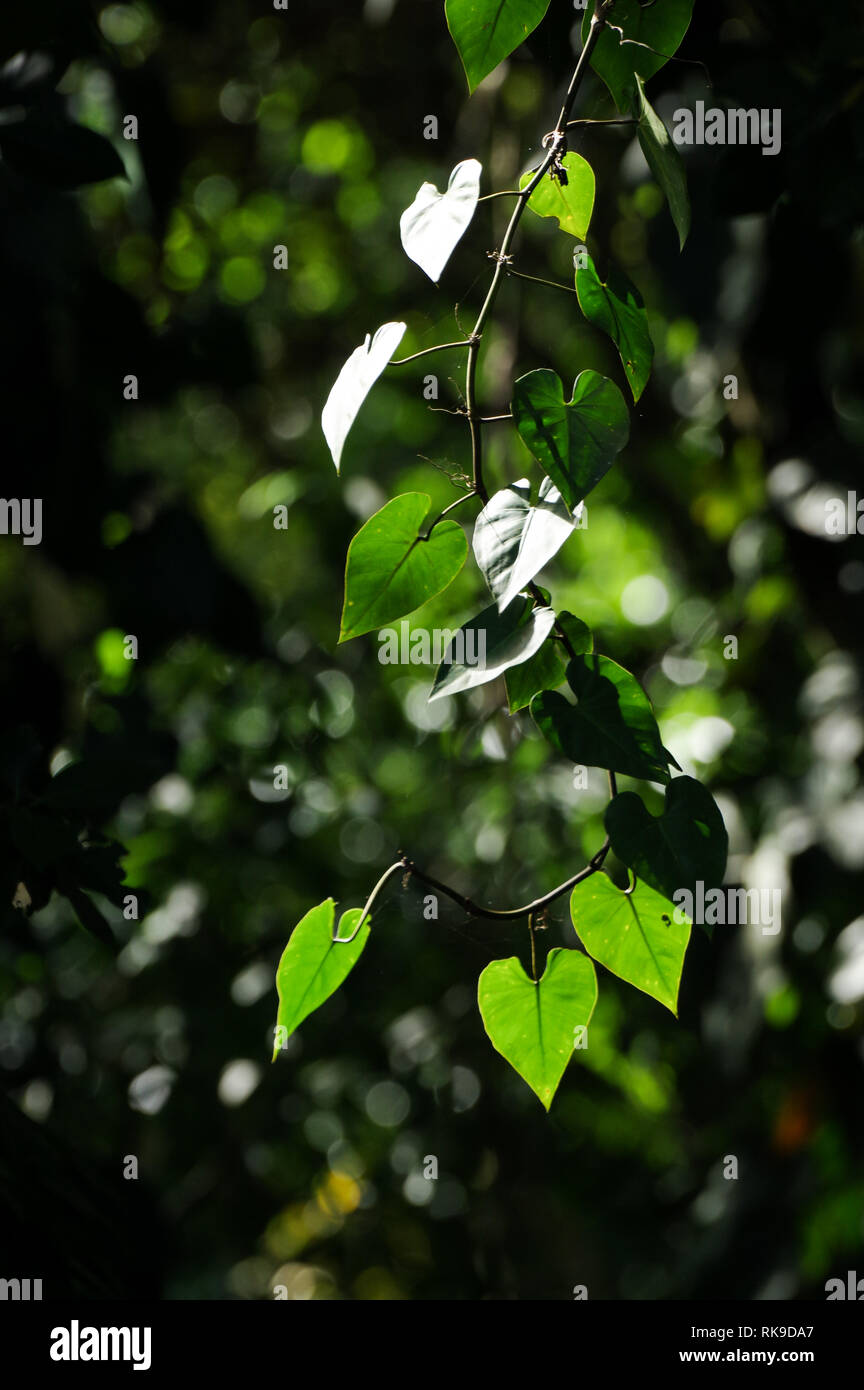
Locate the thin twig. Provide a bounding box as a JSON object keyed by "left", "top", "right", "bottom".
{"left": 565, "top": 117, "right": 636, "bottom": 129}
{"left": 389, "top": 340, "right": 472, "bottom": 365}
{"left": 506, "top": 267, "right": 577, "bottom": 296}
{"left": 463, "top": 1, "right": 614, "bottom": 504}
{"left": 478, "top": 190, "right": 522, "bottom": 202}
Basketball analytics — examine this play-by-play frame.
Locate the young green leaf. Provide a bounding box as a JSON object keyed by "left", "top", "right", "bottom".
{"left": 520, "top": 152, "right": 595, "bottom": 240}
{"left": 571, "top": 874, "right": 690, "bottom": 1016}
{"left": 272, "top": 900, "right": 368, "bottom": 1059}
{"left": 399, "top": 158, "right": 482, "bottom": 282}
{"left": 531, "top": 654, "right": 678, "bottom": 782}
{"left": 634, "top": 75, "right": 690, "bottom": 249}
{"left": 445, "top": 0, "right": 552, "bottom": 94}
{"left": 473, "top": 477, "right": 583, "bottom": 613}
{"left": 339, "top": 493, "right": 468, "bottom": 642}
{"left": 321, "top": 320, "right": 406, "bottom": 472}
{"left": 428, "top": 598, "right": 555, "bottom": 701}
{"left": 604, "top": 776, "right": 728, "bottom": 934}
{"left": 581, "top": 0, "right": 695, "bottom": 113}
{"left": 511, "top": 368, "right": 629, "bottom": 511}
{"left": 505, "top": 613, "right": 592, "bottom": 712}
{"left": 478, "top": 948, "right": 598, "bottom": 1110}
{"left": 575, "top": 255, "right": 653, "bottom": 402}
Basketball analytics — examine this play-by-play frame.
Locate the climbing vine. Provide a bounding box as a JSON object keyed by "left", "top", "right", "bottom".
{"left": 273, "top": 0, "right": 728, "bottom": 1110}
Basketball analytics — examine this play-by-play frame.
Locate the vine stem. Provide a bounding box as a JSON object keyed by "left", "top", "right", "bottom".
{"left": 505, "top": 267, "right": 577, "bottom": 296}
{"left": 464, "top": 0, "right": 615, "bottom": 504}
{"left": 399, "top": 842, "right": 610, "bottom": 923}
{"left": 420, "top": 489, "right": 476, "bottom": 539}
{"left": 333, "top": 860, "right": 405, "bottom": 943}
{"left": 339, "top": 3, "right": 622, "bottom": 937}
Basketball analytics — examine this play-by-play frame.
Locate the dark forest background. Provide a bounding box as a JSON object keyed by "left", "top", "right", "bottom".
{"left": 0, "top": 0, "right": 863, "bottom": 1300}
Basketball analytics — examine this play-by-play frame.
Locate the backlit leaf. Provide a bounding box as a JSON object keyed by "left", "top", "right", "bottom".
{"left": 429, "top": 598, "right": 556, "bottom": 700}
{"left": 478, "top": 948, "right": 597, "bottom": 1109}
{"left": 473, "top": 477, "right": 583, "bottom": 613}
{"left": 400, "top": 158, "right": 482, "bottom": 281}
{"left": 272, "top": 900, "right": 368, "bottom": 1059}
{"left": 339, "top": 493, "right": 468, "bottom": 642}
{"left": 321, "top": 321, "right": 406, "bottom": 472}
{"left": 571, "top": 873, "right": 690, "bottom": 1015}
{"left": 520, "top": 151, "right": 595, "bottom": 240}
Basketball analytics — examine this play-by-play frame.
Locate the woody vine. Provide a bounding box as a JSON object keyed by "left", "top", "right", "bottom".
{"left": 272, "top": 0, "right": 728, "bottom": 1110}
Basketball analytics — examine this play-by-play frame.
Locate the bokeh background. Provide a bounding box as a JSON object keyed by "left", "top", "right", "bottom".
{"left": 1, "top": 0, "right": 863, "bottom": 1300}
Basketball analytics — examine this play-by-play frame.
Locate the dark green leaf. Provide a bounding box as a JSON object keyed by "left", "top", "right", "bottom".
{"left": 339, "top": 493, "right": 468, "bottom": 642}
{"left": 445, "top": 0, "right": 552, "bottom": 94}
{"left": 41, "top": 754, "right": 164, "bottom": 811}
{"left": 477, "top": 947, "right": 597, "bottom": 1109}
{"left": 511, "top": 368, "right": 629, "bottom": 510}
{"left": 571, "top": 873, "right": 689, "bottom": 1014}
{"left": 64, "top": 887, "right": 116, "bottom": 949}
{"left": 531, "top": 654, "right": 678, "bottom": 782}
{"left": 0, "top": 115, "right": 126, "bottom": 188}
{"left": 604, "top": 776, "right": 728, "bottom": 934}
{"left": 575, "top": 254, "right": 653, "bottom": 402}
{"left": 634, "top": 75, "right": 690, "bottom": 249}
{"left": 9, "top": 809, "right": 79, "bottom": 872}
{"left": 582, "top": 0, "right": 695, "bottom": 113}
{"left": 505, "top": 612, "right": 592, "bottom": 712}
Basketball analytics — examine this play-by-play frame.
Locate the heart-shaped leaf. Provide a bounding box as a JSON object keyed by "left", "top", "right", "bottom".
{"left": 531, "top": 654, "right": 678, "bottom": 782}
{"left": 581, "top": 0, "right": 695, "bottom": 113}
{"left": 571, "top": 874, "right": 689, "bottom": 1015}
{"left": 339, "top": 492, "right": 468, "bottom": 642}
{"left": 321, "top": 320, "right": 406, "bottom": 472}
{"left": 634, "top": 75, "right": 690, "bottom": 249}
{"left": 473, "top": 477, "right": 583, "bottom": 613}
{"left": 400, "top": 158, "right": 482, "bottom": 282}
{"left": 520, "top": 151, "right": 595, "bottom": 239}
{"left": 478, "top": 948, "right": 597, "bottom": 1109}
{"left": 446, "top": 0, "right": 552, "bottom": 94}
{"left": 512, "top": 369, "right": 629, "bottom": 511}
{"left": 428, "top": 598, "right": 555, "bottom": 701}
{"left": 604, "top": 776, "right": 728, "bottom": 934}
{"left": 272, "top": 900, "right": 368, "bottom": 1059}
{"left": 505, "top": 612, "right": 592, "bottom": 712}
{"left": 575, "top": 255, "right": 653, "bottom": 402}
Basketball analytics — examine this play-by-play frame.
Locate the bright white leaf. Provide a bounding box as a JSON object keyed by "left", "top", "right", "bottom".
{"left": 399, "top": 158, "right": 482, "bottom": 282}
{"left": 473, "top": 477, "right": 583, "bottom": 613}
{"left": 321, "top": 320, "right": 406, "bottom": 472}
{"left": 428, "top": 599, "right": 556, "bottom": 701}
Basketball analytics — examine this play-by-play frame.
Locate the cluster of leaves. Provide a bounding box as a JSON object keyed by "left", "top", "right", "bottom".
{"left": 0, "top": 50, "right": 124, "bottom": 189}
{"left": 274, "top": 0, "right": 728, "bottom": 1110}
{"left": 0, "top": 718, "right": 160, "bottom": 948}
{"left": 0, "top": 40, "right": 156, "bottom": 946}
